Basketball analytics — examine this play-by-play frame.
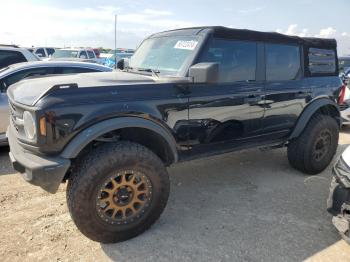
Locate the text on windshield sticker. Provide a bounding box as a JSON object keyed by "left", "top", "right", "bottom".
{"left": 174, "top": 40, "right": 198, "bottom": 50}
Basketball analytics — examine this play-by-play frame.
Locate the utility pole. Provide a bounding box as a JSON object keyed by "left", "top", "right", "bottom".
{"left": 114, "top": 14, "right": 117, "bottom": 69}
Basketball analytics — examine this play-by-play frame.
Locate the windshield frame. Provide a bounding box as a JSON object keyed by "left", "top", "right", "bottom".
{"left": 128, "top": 34, "right": 206, "bottom": 77}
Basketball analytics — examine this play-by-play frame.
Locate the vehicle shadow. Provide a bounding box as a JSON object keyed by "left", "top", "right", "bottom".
{"left": 101, "top": 145, "right": 349, "bottom": 262}
{"left": 0, "top": 146, "right": 15, "bottom": 176}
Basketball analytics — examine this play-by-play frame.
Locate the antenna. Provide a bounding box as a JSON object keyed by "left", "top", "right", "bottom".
{"left": 114, "top": 14, "right": 117, "bottom": 69}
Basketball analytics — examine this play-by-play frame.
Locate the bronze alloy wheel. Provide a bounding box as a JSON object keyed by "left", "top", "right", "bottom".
{"left": 96, "top": 170, "right": 152, "bottom": 225}
{"left": 312, "top": 129, "right": 331, "bottom": 162}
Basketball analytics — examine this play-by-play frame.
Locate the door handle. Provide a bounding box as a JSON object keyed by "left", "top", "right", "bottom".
{"left": 296, "top": 91, "right": 310, "bottom": 98}
{"left": 245, "top": 94, "right": 263, "bottom": 103}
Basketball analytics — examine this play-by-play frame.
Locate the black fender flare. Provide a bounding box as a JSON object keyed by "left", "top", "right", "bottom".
{"left": 60, "top": 117, "right": 178, "bottom": 163}
{"left": 288, "top": 97, "right": 340, "bottom": 140}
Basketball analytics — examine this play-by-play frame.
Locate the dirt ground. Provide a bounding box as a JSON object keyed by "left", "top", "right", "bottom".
{"left": 1, "top": 128, "right": 350, "bottom": 262}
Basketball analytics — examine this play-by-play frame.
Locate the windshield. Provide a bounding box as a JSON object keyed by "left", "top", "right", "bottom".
{"left": 129, "top": 36, "right": 200, "bottom": 76}
{"left": 52, "top": 50, "right": 79, "bottom": 58}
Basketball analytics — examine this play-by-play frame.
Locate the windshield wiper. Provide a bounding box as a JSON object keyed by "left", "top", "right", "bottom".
{"left": 136, "top": 68, "right": 160, "bottom": 77}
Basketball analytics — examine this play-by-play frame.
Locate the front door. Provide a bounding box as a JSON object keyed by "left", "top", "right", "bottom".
{"left": 185, "top": 38, "right": 265, "bottom": 157}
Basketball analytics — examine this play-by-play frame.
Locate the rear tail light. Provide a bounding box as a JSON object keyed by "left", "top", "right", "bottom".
{"left": 338, "top": 84, "right": 347, "bottom": 105}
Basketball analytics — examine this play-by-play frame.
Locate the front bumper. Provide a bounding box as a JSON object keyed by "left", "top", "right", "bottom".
{"left": 7, "top": 128, "right": 71, "bottom": 193}
{"left": 327, "top": 167, "right": 350, "bottom": 244}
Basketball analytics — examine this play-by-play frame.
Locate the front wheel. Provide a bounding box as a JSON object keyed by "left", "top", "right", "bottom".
{"left": 67, "top": 142, "right": 170, "bottom": 243}
{"left": 288, "top": 114, "right": 339, "bottom": 174}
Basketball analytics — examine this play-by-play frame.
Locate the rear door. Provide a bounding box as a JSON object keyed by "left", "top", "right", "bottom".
{"left": 262, "top": 43, "right": 311, "bottom": 138}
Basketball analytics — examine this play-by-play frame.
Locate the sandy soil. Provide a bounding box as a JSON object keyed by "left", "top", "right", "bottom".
{"left": 0, "top": 129, "right": 350, "bottom": 262}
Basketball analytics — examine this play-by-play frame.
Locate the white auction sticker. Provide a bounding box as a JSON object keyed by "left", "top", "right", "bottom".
{"left": 174, "top": 40, "right": 198, "bottom": 50}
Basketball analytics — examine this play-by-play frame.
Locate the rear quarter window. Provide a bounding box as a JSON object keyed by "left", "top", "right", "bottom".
{"left": 87, "top": 51, "right": 95, "bottom": 59}
{"left": 47, "top": 48, "right": 55, "bottom": 56}
{"left": 308, "top": 48, "right": 336, "bottom": 75}
{"left": 0, "top": 50, "right": 27, "bottom": 68}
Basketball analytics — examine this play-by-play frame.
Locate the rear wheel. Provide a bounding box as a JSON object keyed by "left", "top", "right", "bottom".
{"left": 67, "top": 141, "right": 170, "bottom": 243}
{"left": 288, "top": 114, "right": 339, "bottom": 174}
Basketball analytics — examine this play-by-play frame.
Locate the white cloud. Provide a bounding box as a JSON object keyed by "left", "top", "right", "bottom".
{"left": 285, "top": 24, "right": 298, "bottom": 35}
{"left": 238, "top": 7, "right": 264, "bottom": 14}
{"left": 277, "top": 24, "right": 350, "bottom": 55}
{"left": 277, "top": 24, "right": 310, "bottom": 37}
{"left": 0, "top": 2, "right": 196, "bottom": 48}
{"left": 316, "top": 27, "right": 336, "bottom": 38}
{"left": 142, "top": 9, "right": 173, "bottom": 16}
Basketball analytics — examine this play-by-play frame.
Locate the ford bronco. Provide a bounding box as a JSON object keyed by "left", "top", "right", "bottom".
{"left": 7, "top": 27, "right": 343, "bottom": 243}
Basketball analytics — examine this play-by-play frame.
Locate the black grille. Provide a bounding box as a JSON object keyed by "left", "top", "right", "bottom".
{"left": 8, "top": 101, "right": 21, "bottom": 132}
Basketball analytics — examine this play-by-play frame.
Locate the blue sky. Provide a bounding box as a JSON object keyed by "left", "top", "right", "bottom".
{"left": 1, "top": 0, "right": 350, "bottom": 55}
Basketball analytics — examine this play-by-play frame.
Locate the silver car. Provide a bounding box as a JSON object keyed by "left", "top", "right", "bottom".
{"left": 0, "top": 61, "right": 112, "bottom": 144}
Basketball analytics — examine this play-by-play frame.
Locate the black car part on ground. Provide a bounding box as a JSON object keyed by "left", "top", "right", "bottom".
{"left": 327, "top": 157, "right": 350, "bottom": 244}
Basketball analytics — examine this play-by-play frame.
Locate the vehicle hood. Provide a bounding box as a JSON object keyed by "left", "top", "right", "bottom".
{"left": 7, "top": 71, "right": 156, "bottom": 106}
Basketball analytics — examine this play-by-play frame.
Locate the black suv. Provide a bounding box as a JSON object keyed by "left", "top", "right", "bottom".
{"left": 7, "top": 27, "right": 342, "bottom": 243}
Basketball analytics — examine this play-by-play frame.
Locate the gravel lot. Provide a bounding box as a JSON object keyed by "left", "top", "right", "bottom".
{"left": 1, "top": 129, "right": 350, "bottom": 262}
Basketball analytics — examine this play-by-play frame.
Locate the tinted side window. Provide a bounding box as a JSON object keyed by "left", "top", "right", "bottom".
{"left": 87, "top": 51, "right": 95, "bottom": 59}
{"left": 0, "top": 50, "right": 27, "bottom": 68}
{"left": 308, "top": 48, "right": 336, "bottom": 75}
{"left": 60, "top": 67, "right": 99, "bottom": 74}
{"left": 79, "top": 51, "right": 88, "bottom": 58}
{"left": 198, "top": 39, "right": 257, "bottom": 82}
{"left": 47, "top": 48, "right": 55, "bottom": 56}
{"left": 266, "top": 44, "right": 301, "bottom": 81}
{"left": 2, "top": 67, "right": 55, "bottom": 90}
{"left": 35, "top": 48, "right": 46, "bottom": 57}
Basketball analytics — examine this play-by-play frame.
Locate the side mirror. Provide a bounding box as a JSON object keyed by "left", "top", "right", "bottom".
{"left": 116, "top": 59, "right": 125, "bottom": 70}
{"left": 116, "top": 58, "right": 129, "bottom": 70}
{"left": 189, "top": 63, "right": 219, "bottom": 83}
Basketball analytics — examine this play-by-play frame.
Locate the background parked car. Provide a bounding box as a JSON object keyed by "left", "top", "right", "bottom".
{"left": 50, "top": 48, "right": 98, "bottom": 63}
{"left": 339, "top": 56, "right": 350, "bottom": 74}
{"left": 93, "top": 48, "right": 101, "bottom": 58}
{"left": 104, "top": 52, "right": 134, "bottom": 68}
{"left": 0, "top": 45, "right": 39, "bottom": 69}
{"left": 31, "top": 47, "right": 56, "bottom": 60}
{"left": 327, "top": 145, "right": 350, "bottom": 243}
{"left": 338, "top": 65, "right": 350, "bottom": 125}
{"left": 0, "top": 61, "right": 112, "bottom": 145}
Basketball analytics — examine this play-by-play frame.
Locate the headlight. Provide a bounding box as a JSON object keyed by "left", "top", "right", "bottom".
{"left": 23, "top": 111, "right": 36, "bottom": 140}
